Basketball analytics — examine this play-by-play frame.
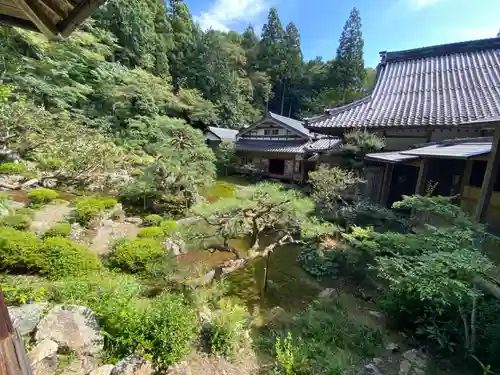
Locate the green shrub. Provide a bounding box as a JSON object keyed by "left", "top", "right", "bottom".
{"left": 0, "top": 162, "right": 25, "bottom": 175}
{"left": 74, "top": 196, "right": 118, "bottom": 225}
{"left": 203, "top": 298, "right": 248, "bottom": 358}
{"left": 160, "top": 220, "right": 177, "bottom": 234}
{"left": 297, "top": 245, "right": 340, "bottom": 277}
{"left": 137, "top": 226, "right": 164, "bottom": 238}
{"left": 49, "top": 277, "right": 196, "bottom": 370}
{"left": 109, "top": 238, "right": 165, "bottom": 273}
{"left": 43, "top": 222, "right": 71, "bottom": 238}
{"left": 0, "top": 214, "right": 32, "bottom": 230}
{"left": 277, "top": 301, "right": 382, "bottom": 375}
{"left": 0, "top": 227, "right": 42, "bottom": 272}
{"left": 274, "top": 332, "right": 299, "bottom": 375}
{"left": 28, "top": 188, "right": 58, "bottom": 205}
{"left": 39, "top": 237, "right": 102, "bottom": 279}
{"left": 0, "top": 275, "right": 48, "bottom": 305}
{"left": 143, "top": 214, "right": 163, "bottom": 227}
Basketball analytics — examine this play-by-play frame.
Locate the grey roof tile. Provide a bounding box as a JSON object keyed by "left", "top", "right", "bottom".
{"left": 207, "top": 127, "right": 239, "bottom": 141}
{"left": 236, "top": 140, "right": 307, "bottom": 153}
{"left": 307, "top": 38, "right": 500, "bottom": 129}
{"left": 401, "top": 142, "right": 492, "bottom": 158}
{"left": 305, "top": 137, "right": 343, "bottom": 151}
{"left": 268, "top": 112, "right": 310, "bottom": 136}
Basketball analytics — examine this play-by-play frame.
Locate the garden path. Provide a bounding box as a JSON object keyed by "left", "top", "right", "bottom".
{"left": 89, "top": 220, "right": 139, "bottom": 255}
{"left": 30, "top": 203, "right": 72, "bottom": 235}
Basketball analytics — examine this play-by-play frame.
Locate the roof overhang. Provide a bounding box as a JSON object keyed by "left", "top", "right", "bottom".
{"left": 0, "top": 0, "right": 106, "bottom": 39}
{"left": 365, "top": 151, "right": 419, "bottom": 164}
{"left": 401, "top": 142, "right": 492, "bottom": 159}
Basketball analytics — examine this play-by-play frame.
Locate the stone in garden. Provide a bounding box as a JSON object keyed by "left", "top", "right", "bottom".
{"left": 22, "top": 178, "right": 40, "bottom": 188}
{"left": 70, "top": 222, "right": 84, "bottom": 241}
{"left": 8, "top": 303, "right": 47, "bottom": 337}
{"left": 42, "top": 178, "right": 58, "bottom": 189}
{"left": 90, "top": 365, "right": 115, "bottom": 375}
{"left": 368, "top": 310, "right": 383, "bottom": 319}
{"left": 125, "top": 216, "right": 142, "bottom": 225}
{"left": 163, "top": 237, "right": 186, "bottom": 256}
{"left": 318, "top": 288, "right": 337, "bottom": 299}
{"left": 110, "top": 355, "right": 153, "bottom": 375}
{"left": 399, "top": 349, "right": 427, "bottom": 375}
{"left": 386, "top": 342, "right": 399, "bottom": 352}
{"left": 35, "top": 305, "right": 104, "bottom": 355}
{"left": 28, "top": 339, "right": 58, "bottom": 375}
{"left": 59, "top": 356, "right": 99, "bottom": 375}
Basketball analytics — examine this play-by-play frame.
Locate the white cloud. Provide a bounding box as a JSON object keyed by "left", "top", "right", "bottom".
{"left": 195, "top": 0, "right": 268, "bottom": 31}
{"left": 410, "top": 0, "right": 441, "bottom": 8}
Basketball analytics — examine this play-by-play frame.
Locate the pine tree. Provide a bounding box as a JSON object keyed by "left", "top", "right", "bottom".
{"left": 336, "top": 7, "right": 365, "bottom": 103}
{"left": 283, "top": 22, "right": 303, "bottom": 116}
{"left": 259, "top": 8, "right": 286, "bottom": 113}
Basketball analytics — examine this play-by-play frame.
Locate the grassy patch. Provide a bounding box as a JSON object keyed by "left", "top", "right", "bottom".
{"left": 201, "top": 181, "right": 239, "bottom": 203}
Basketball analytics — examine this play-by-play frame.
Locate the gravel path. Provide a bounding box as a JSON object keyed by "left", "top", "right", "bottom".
{"left": 30, "top": 203, "right": 72, "bottom": 235}
{"left": 89, "top": 220, "right": 139, "bottom": 254}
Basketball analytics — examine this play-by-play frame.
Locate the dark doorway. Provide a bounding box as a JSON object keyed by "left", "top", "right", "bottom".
{"left": 427, "top": 159, "right": 466, "bottom": 196}
{"left": 388, "top": 164, "right": 419, "bottom": 207}
{"left": 269, "top": 159, "right": 285, "bottom": 175}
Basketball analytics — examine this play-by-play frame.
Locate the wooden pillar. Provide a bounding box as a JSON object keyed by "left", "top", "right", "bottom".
{"left": 460, "top": 159, "right": 474, "bottom": 198}
{"left": 415, "top": 159, "right": 430, "bottom": 195}
{"left": 379, "top": 163, "right": 394, "bottom": 205}
{"left": 475, "top": 127, "right": 500, "bottom": 222}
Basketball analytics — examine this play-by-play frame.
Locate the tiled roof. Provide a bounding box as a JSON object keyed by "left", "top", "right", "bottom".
{"left": 268, "top": 112, "right": 310, "bottom": 136}
{"left": 207, "top": 127, "right": 239, "bottom": 141}
{"left": 236, "top": 137, "right": 342, "bottom": 154}
{"left": 307, "top": 38, "right": 500, "bottom": 130}
{"left": 236, "top": 140, "right": 307, "bottom": 153}
{"left": 305, "top": 137, "right": 343, "bottom": 152}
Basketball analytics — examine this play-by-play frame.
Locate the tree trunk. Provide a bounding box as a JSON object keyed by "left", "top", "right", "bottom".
{"left": 251, "top": 220, "right": 260, "bottom": 250}
{"left": 280, "top": 80, "right": 286, "bottom": 116}
{"left": 263, "top": 250, "right": 272, "bottom": 294}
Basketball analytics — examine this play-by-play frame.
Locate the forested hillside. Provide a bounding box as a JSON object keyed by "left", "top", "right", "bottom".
{"left": 0, "top": 0, "right": 369, "bottom": 130}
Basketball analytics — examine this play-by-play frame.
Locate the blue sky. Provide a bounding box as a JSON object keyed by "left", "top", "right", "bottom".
{"left": 185, "top": 0, "right": 500, "bottom": 67}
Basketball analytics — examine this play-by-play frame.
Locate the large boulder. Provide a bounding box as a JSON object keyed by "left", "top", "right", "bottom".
{"left": 28, "top": 339, "right": 58, "bottom": 375}
{"left": 163, "top": 237, "right": 186, "bottom": 256}
{"left": 110, "top": 355, "right": 153, "bottom": 375}
{"left": 8, "top": 303, "right": 47, "bottom": 337}
{"left": 399, "top": 349, "right": 427, "bottom": 375}
{"left": 90, "top": 365, "right": 115, "bottom": 375}
{"left": 35, "top": 305, "right": 104, "bottom": 355}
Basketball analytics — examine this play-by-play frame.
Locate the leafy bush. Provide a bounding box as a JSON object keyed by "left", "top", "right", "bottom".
{"left": 109, "top": 238, "right": 165, "bottom": 273}
{"left": 28, "top": 188, "right": 58, "bottom": 205}
{"left": 0, "top": 275, "right": 48, "bottom": 305}
{"left": 143, "top": 214, "right": 163, "bottom": 227}
{"left": 274, "top": 332, "right": 298, "bottom": 375}
{"left": 297, "top": 245, "right": 340, "bottom": 277}
{"left": 74, "top": 196, "right": 118, "bottom": 225}
{"left": 0, "top": 227, "right": 42, "bottom": 272}
{"left": 39, "top": 237, "right": 103, "bottom": 279}
{"left": 0, "top": 214, "right": 32, "bottom": 230}
{"left": 49, "top": 276, "right": 196, "bottom": 371}
{"left": 160, "top": 220, "right": 177, "bottom": 234}
{"left": 43, "top": 222, "right": 71, "bottom": 238}
{"left": 137, "top": 226, "right": 164, "bottom": 238}
{"left": 203, "top": 298, "right": 248, "bottom": 358}
{"left": 0, "top": 162, "right": 25, "bottom": 174}
{"left": 278, "top": 301, "right": 382, "bottom": 375}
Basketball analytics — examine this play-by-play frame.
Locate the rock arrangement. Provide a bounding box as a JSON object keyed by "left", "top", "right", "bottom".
{"left": 8, "top": 303, "right": 154, "bottom": 375}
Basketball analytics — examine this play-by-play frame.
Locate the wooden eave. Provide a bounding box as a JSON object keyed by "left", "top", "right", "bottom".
{"left": 0, "top": 0, "right": 106, "bottom": 39}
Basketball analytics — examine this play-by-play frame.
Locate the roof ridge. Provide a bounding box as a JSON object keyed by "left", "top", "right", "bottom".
{"left": 380, "top": 37, "right": 500, "bottom": 63}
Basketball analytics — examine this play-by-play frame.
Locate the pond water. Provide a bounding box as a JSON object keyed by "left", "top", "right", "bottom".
{"left": 177, "top": 231, "right": 328, "bottom": 315}
{"left": 8, "top": 189, "right": 77, "bottom": 205}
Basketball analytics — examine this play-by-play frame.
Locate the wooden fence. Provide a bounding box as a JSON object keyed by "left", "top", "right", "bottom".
{"left": 0, "top": 288, "right": 32, "bottom": 375}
